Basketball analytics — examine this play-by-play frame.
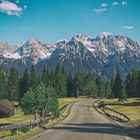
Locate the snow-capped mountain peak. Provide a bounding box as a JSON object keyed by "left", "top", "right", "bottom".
{"left": 70, "top": 34, "right": 94, "bottom": 50}
{"left": 16, "top": 39, "right": 56, "bottom": 64}
{"left": 73, "top": 34, "right": 92, "bottom": 42}
{"left": 24, "top": 38, "right": 43, "bottom": 49}
{"left": 48, "top": 33, "right": 140, "bottom": 80}
{"left": 0, "top": 39, "right": 55, "bottom": 65}
{"left": 0, "top": 34, "right": 140, "bottom": 80}
{"left": 100, "top": 32, "right": 112, "bottom": 38}
{"left": 56, "top": 39, "right": 68, "bottom": 44}
{"left": 56, "top": 40, "right": 68, "bottom": 48}
{"left": 27, "top": 38, "right": 40, "bottom": 44}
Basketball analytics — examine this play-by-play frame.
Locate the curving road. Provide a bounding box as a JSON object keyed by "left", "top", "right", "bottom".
{"left": 28, "top": 99, "right": 134, "bottom": 140}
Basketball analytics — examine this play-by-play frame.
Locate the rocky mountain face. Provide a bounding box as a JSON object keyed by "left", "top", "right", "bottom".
{"left": 17, "top": 38, "right": 55, "bottom": 65}
{"left": 0, "top": 38, "right": 55, "bottom": 74}
{"left": 0, "top": 33, "right": 140, "bottom": 80}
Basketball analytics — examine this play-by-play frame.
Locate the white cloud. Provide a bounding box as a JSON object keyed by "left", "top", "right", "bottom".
{"left": 94, "top": 1, "right": 128, "bottom": 14}
{"left": 94, "top": 7, "right": 107, "bottom": 14}
{"left": 122, "top": 25, "right": 134, "bottom": 30}
{"left": 121, "top": 1, "right": 127, "bottom": 6}
{"left": 0, "top": 0, "right": 23, "bottom": 16}
{"left": 24, "top": 5, "right": 27, "bottom": 9}
{"left": 100, "top": 3, "right": 108, "bottom": 7}
{"left": 112, "top": 2, "right": 119, "bottom": 6}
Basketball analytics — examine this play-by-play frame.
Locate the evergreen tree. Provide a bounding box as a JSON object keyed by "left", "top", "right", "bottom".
{"left": 7, "top": 67, "right": 19, "bottom": 101}
{"left": 96, "top": 76, "right": 106, "bottom": 97}
{"left": 119, "top": 83, "right": 127, "bottom": 101}
{"left": 19, "top": 69, "right": 30, "bottom": 98}
{"left": 73, "top": 73, "right": 80, "bottom": 98}
{"left": 54, "top": 64, "right": 67, "bottom": 97}
{"left": 36, "top": 83, "right": 48, "bottom": 117}
{"left": 41, "top": 66, "right": 50, "bottom": 87}
{"left": 49, "top": 70, "right": 54, "bottom": 86}
{"left": 112, "top": 70, "right": 122, "bottom": 98}
{"left": 60, "top": 68, "right": 67, "bottom": 97}
{"left": 67, "top": 74, "right": 74, "bottom": 97}
{"left": 110, "top": 79, "right": 115, "bottom": 98}
{"left": 21, "top": 83, "right": 59, "bottom": 117}
{"left": 73, "top": 72, "right": 84, "bottom": 97}
{"left": 30, "top": 65, "right": 38, "bottom": 89}
{"left": 46, "top": 85, "right": 59, "bottom": 117}
{"left": 96, "top": 76, "right": 101, "bottom": 97}
{"left": 105, "top": 82, "right": 112, "bottom": 98}
{"left": 0, "top": 69, "right": 6, "bottom": 99}
{"left": 125, "top": 69, "right": 138, "bottom": 97}
{"left": 54, "top": 64, "right": 61, "bottom": 96}
{"left": 84, "top": 74, "right": 97, "bottom": 97}
{"left": 21, "top": 83, "right": 47, "bottom": 117}
{"left": 137, "top": 70, "right": 140, "bottom": 97}
{"left": 20, "top": 88, "right": 38, "bottom": 115}
{"left": 125, "top": 73, "right": 132, "bottom": 97}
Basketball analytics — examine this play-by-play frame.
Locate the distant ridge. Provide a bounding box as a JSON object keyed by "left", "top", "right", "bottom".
{"left": 0, "top": 33, "right": 140, "bottom": 80}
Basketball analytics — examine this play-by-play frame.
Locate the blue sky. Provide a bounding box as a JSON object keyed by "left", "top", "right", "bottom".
{"left": 0, "top": 0, "right": 139, "bottom": 44}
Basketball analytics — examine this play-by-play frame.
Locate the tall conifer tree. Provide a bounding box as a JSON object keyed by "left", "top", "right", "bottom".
{"left": 7, "top": 67, "right": 19, "bottom": 101}
{"left": 19, "top": 69, "right": 30, "bottom": 98}
{"left": 0, "top": 69, "right": 6, "bottom": 99}
{"left": 112, "top": 70, "right": 122, "bottom": 98}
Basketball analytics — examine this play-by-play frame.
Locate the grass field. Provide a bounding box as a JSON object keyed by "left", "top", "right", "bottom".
{"left": 104, "top": 98, "right": 140, "bottom": 125}
{"left": 0, "top": 108, "right": 37, "bottom": 125}
{"left": 58, "top": 98, "right": 78, "bottom": 109}
{"left": 0, "top": 98, "right": 78, "bottom": 125}
{"left": 0, "top": 97, "right": 78, "bottom": 140}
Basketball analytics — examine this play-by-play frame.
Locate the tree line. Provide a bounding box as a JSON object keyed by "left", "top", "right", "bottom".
{"left": 0, "top": 65, "right": 140, "bottom": 113}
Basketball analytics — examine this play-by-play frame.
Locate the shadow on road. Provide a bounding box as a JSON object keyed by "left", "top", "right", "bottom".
{"left": 51, "top": 123, "right": 140, "bottom": 139}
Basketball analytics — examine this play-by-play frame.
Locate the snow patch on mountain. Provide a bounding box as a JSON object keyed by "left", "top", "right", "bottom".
{"left": 0, "top": 33, "right": 140, "bottom": 80}
{"left": 3, "top": 52, "right": 21, "bottom": 59}
{"left": 100, "top": 32, "right": 112, "bottom": 38}
{"left": 56, "top": 39, "right": 68, "bottom": 44}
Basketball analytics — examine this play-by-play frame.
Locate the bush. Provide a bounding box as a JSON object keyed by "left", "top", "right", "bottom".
{"left": 19, "top": 126, "right": 30, "bottom": 133}
{"left": 98, "top": 101, "right": 105, "bottom": 108}
{"left": 11, "top": 129, "right": 17, "bottom": 135}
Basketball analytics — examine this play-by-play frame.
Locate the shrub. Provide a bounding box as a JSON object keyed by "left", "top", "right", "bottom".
{"left": 11, "top": 129, "right": 17, "bottom": 135}
{"left": 19, "top": 126, "right": 30, "bottom": 133}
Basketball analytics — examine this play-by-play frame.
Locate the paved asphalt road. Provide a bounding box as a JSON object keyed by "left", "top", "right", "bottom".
{"left": 28, "top": 99, "right": 134, "bottom": 140}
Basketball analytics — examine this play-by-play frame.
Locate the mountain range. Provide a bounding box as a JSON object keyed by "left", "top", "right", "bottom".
{"left": 0, "top": 32, "right": 140, "bottom": 80}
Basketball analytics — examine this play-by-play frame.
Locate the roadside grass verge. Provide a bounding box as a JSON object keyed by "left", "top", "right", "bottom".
{"left": 58, "top": 98, "right": 79, "bottom": 109}
{"left": 96, "top": 98, "right": 140, "bottom": 125}
{"left": 0, "top": 108, "right": 37, "bottom": 125}
{"left": 0, "top": 97, "right": 78, "bottom": 140}
{"left": 0, "top": 98, "right": 78, "bottom": 125}
{"left": 93, "top": 98, "right": 140, "bottom": 139}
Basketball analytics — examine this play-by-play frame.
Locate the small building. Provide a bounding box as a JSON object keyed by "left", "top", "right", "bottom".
{"left": 0, "top": 99, "right": 14, "bottom": 118}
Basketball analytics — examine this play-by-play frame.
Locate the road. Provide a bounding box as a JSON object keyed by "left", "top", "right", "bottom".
{"left": 28, "top": 99, "right": 134, "bottom": 140}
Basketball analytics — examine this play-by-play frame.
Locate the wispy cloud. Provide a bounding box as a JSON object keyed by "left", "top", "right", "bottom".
{"left": 122, "top": 25, "right": 134, "bottom": 30}
{"left": 0, "top": 0, "right": 25, "bottom": 16}
{"left": 94, "top": 1, "right": 128, "bottom": 14}
{"left": 94, "top": 3, "right": 108, "bottom": 14}
{"left": 112, "top": 2, "right": 119, "bottom": 6}
{"left": 94, "top": 7, "right": 107, "bottom": 14}
{"left": 100, "top": 3, "right": 108, "bottom": 7}
{"left": 121, "top": 1, "right": 127, "bottom": 6}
